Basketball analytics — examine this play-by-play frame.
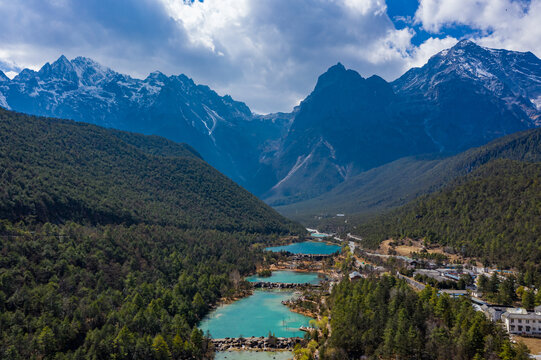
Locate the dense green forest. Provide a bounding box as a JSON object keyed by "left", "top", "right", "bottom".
{"left": 351, "top": 159, "right": 541, "bottom": 273}
{"left": 0, "top": 108, "right": 301, "bottom": 359}
{"left": 310, "top": 276, "right": 529, "bottom": 359}
{"left": 0, "top": 108, "right": 301, "bottom": 234}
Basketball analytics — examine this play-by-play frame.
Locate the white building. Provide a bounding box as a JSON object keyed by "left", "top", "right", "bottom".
{"left": 501, "top": 305, "right": 541, "bottom": 336}
{"left": 349, "top": 271, "right": 363, "bottom": 280}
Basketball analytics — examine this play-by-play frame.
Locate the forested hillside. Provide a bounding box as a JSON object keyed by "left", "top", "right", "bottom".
{"left": 0, "top": 108, "right": 300, "bottom": 234}
{"left": 278, "top": 127, "right": 541, "bottom": 223}
{"left": 321, "top": 277, "right": 529, "bottom": 359}
{"left": 352, "top": 159, "right": 541, "bottom": 272}
{"left": 0, "top": 108, "right": 301, "bottom": 359}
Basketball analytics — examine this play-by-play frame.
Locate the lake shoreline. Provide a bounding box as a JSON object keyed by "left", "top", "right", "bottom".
{"left": 199, "top": 289, "right": 314, "bottom": 339}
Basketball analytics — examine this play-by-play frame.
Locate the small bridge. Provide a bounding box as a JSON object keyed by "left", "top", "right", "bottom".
{"left": 251, "top": 282, "right": 320, "bottom": 289}
{"left": 212, "top": 336, "right": 303, "bottom": 351}
{"left": 276, "top": 252, "right": 337, "bottom": 260}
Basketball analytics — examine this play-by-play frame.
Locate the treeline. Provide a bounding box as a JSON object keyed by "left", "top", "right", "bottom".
{"left": 316, "top": 276, "right": 529, "bottom": 359}
{"left": 351, "top": 159, "right": 541, "bottom": 274}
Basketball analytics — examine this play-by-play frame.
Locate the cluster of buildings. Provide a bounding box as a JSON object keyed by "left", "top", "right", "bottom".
{"left": 335, "top": 236, "right": 541, "bottom": 339}
{"left": 413, "top": 268, "right": 541, "bottom": 338}
{"left": 414, "top": 268, "right": 475, "bottom": 282}
{"left": 479, "top": 304, "right": 541, "bottom": 337}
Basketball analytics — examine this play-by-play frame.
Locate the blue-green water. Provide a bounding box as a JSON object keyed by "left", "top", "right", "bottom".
{"left": 265, "top": 241, "right": 341, "bottom": 255}
{"left": 245, "top": 270, "right": 321, "bottom": 284}
{"left": 310, "top": 233, "right": 329, "bottom": 238}
{"left": 199, "top": 290, "right": 311, "bottom": 338}
{"left": 215, "top": 351, "right": 293, "bottom": 360}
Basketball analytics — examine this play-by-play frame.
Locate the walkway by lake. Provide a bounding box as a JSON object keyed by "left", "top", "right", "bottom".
{"left": 215, "top": 350, "right": 293, "bottom": 360}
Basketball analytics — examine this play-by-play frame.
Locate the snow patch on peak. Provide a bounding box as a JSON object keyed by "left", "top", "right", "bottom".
{"left": 335, "top": 164, "right": 348, "bottom": 179}
{"left": 531, "top": 96, "right": 541, "bottom": 110}
{"left": 0, "top": 92, "right": 10, "bottom": 109}
{"left": 272, "top": 153, "right": 313, "bottom": 190}
{"left": 202, "top": 104, "right": 223, "bottom": 136}
{"left": 322, "top": 139, "right": 337, "bottom": 159}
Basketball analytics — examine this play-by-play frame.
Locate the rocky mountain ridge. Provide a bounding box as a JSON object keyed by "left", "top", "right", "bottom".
{"left": 1, "top": 40, "right": 539, "bottom": 206}
{"left": 0, "top": 55, "right": 286, "bottom": 193}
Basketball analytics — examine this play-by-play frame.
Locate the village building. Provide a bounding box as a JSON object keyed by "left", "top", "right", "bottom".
{"left": 501, "top": 305, "right": 541, "bottom": 336}
{"left": 439, "top": 289, "right": 468, "bottom": 298}
{"left": 479, "top": 305, "right": 513, "bottom": 322}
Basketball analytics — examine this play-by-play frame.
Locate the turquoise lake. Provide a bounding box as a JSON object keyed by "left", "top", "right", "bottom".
{"left": 245, "top": 271, "right": 321, "bottom": 284}
{"left": 310, "top": 233, "right": 329, "bottom": 238}
{"left": 265, "top": 241, "right": 341, "bottom": 255}
{"left": 215, "top": 351, "right": 293, "bottom": 360}
{"left": 199, "top": 290, "right": 312, "bottom": 338}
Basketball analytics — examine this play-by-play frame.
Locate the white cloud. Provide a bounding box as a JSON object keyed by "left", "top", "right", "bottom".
{"left": 342, "top": 0, "right": 387, "bottom": 15}
{"left": 159, "top": 0, "right": 250, "bottom": 54}
{"left": 414, "top": 0, "right": 541, "bottom": 57}
{"left": 415, "top": 0, "right": 527, "bottom": 32}
{"left": 405, "top": 36, "right": 458, "bottom": 70}
{"left": 156, "top": 0, "right": 415, "bottom": 112}
{"left": 0, "top": 0, "right": 538, "bottom": 113}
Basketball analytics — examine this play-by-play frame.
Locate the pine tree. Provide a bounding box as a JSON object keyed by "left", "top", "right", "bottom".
{"left": 151, "top": 334, "right": 171, "bottom": 360}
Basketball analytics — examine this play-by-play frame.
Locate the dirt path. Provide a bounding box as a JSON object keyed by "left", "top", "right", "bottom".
{"left": 512, "top": 336, "right": 541, "bottom": 355}
{"left": 379, "top": 239, "right": 463, "bottom": 262}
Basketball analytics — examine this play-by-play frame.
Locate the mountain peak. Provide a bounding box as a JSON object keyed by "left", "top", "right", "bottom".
{"left": 148, "top": 70, "right": 165, "bottom": 77}
{"left": 56, "top": 54, "right": 70, "bottom": 63}
{"left": 72, "top": 56, "right": 102, "bottom": 68}
{"left": 14, "top": 68, "right": 37, "bottom": 81}
{"left": 314, "top": 62, "right": 362, "bottom": 92}
{"left": 453, "top": 39, "right": 478, "bottom": 48}
{"left": 41, "top": 55, "right": 78, "bottom": 82}
{"left": 329, "top": 62, "right": 346, "bottom": 72}
{"left": 321, "top": 62, "right": 348, "bottom": 78}
{"left": 70, "top": 56, "right": 117, "bottom": 85}
{"left": 51, "top": 55, "right": 73, "bottom": 71}
{"left": 146, "top": 70, "right": 169, "bottom": 83}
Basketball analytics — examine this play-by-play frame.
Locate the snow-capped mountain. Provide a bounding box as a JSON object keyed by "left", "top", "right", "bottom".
{"left": 0, "top": 55, "right": 286, "bottom": 193}
{"left": 1, "top": 41, "right": 539, "bottom": 205}
{"left": 395, "top": 40, "right": 541, "bottom": 114}
{"left": 262, "top": 41, "right": 541, "bottom": 205}
{"left": 393, "top": 39, "right": 541, "bottom": 151}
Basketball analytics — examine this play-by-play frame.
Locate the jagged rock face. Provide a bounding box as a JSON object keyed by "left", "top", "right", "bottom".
{"left": 263, "top": 63, "right": 437, "bottom": 205}
{"left": 393, "top": 39, "right": 541, "bottom": 151}
{"left": 0, "top": 55, "right": 287, "bottom": 193}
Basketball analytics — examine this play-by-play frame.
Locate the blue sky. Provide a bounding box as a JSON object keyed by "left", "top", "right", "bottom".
{"left": 0, "top": 0, "right": 539, "bottom": 113}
